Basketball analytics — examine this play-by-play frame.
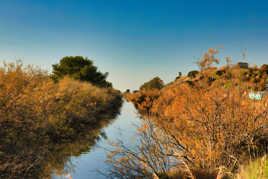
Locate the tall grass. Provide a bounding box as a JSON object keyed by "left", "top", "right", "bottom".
{"left": 236, "top": 155, "right": 268, "bottom": 179}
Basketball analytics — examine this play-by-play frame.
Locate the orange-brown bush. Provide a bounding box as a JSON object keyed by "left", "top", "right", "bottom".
{"left": 125, "top": 69, "right": 267, "bottom": 117}
{"left": 112, "top": 82, "right": 268, "bottom": 178}
{"left": 0, "top": 61, "right": 122, "bottom": 178}
{"left": 153, "top": 83, "right": 267, "bottom": 173}
{"left": 125, "top": 89, "right": 160, "bottom": 115}
{"left": 0, "top": 61, "right": 122, "bottom": 137}
{"left": 116, "top": 51, "right": 267, "bottom": 178}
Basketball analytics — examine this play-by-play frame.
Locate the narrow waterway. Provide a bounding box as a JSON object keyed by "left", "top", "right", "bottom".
{"left": 54, "top": 101, "right": 141, "bottom": 179}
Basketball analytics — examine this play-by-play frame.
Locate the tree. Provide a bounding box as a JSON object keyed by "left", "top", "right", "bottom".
{"left": 51, "top": 56, "right": 112, "bottom": 87}
{"left": 197, "top": 48, "right": 220, "bottom": 71}
{"left": 139, "top": 77, "right": 164, "bottom": 91}
{"left": 175, "top": 72, "right": 182, "bottom": 80}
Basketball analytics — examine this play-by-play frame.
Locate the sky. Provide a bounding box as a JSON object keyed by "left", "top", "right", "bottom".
{"left": 0, "top": 0, "right": 268, "bottom": 91}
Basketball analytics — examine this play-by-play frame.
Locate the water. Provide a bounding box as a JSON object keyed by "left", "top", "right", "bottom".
{"left": 54, "top": 101, "right": 141, "bottom": 179}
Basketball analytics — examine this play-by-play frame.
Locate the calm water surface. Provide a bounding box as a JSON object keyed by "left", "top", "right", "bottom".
{"left": 54, "top": 101, "right": 141, "bottom": 179}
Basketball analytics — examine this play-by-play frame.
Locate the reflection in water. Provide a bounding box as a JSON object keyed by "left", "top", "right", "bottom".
{"left": 54, "top": 101, "right": 141, "bottom": 179}
{"left": 0, "top": 102, "right": 122, "bottom": 179}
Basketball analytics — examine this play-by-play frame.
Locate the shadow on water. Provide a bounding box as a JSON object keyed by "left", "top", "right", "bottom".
{"left": 0, "top": 100, "right": 123, "bottom": 179}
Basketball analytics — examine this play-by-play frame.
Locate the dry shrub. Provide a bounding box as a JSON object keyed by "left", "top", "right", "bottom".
{"left": 110, "top": 81, "right": 267, "bottom": 178}
{"left": 151, "top": 82, "right": 267, "bottom": 175}
{"left": 0, "top": 61, "right": 122, "bottom": 178}
{"left": 1, "top": 64, "right": 113, "bottom": 128}
{"left": 114, "top": 52, "right": 268, "bottom": 178}
{"left": 0, "top": 60, "right": 121, "bottom": 135}
{"left": 125, "top": 89, "right": 160, "bottom": 115}
{"left": 106, "top": 119, "right": 175, "bottom": 179}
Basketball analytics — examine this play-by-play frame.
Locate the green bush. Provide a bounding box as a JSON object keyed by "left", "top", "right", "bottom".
{"left": 51, "top": 56, "right": 112, "bottom": 87}
{"left": 140, "top": 77, "right": 164, "bottom": 90}
{"left": 187, "top": 70, "right": 199, "bottom": 78}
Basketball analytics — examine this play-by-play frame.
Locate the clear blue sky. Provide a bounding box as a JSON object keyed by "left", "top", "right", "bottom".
{"left": 0, "top": 0, "right": 268, "bottom": 90}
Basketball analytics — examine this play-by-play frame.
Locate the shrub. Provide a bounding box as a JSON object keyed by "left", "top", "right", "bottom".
{"left": 197, "top": 47, "right": 220, "bottom": 71}
{"left": 118, "top": 50, "right": 268, "bottom": 178}
{"left": 124, "top": 89, "right": 130, "bottom": 93}
{"left": 187, "top": 70, "right": 199, "bottom": 78}
{"left": 0, "top": 61, "right": 122, "bottom": 178}
{"left": 261, "top": 64, "right": 268, "bottom": 74}
{"left": 125, "top": 89, "right": 160, "bottom": 115}
{"left": 0, "top": 61, "right": 120, "bottom": 137}
{"left": 175, "top": 72, "right": 182, "bottom": 80}
{"left": 111, "top": 82, "right": 268, "bottom": 178}
{"left": 51, "top": 56, "right": 112, "bottom": 87}
{"left": 139, "top": 77, "right": 164, "bottom": 91}
{"left": 237, "top": 62, "right": 249, "bottom": 69}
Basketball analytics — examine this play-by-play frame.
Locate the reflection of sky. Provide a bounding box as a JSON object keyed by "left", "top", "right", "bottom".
{"left": 53, "top": 101, "right": 142, "bottom": 179}
{"left": 1, "top": 1, "right": 268, "bottom": 91}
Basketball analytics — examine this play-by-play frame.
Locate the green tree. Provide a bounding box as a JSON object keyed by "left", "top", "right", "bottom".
{"left": 51, "top": 56, "right": 112, "bottom": 87}
{"left": 140, "top": 77, "right": 164, "bottom": 90}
